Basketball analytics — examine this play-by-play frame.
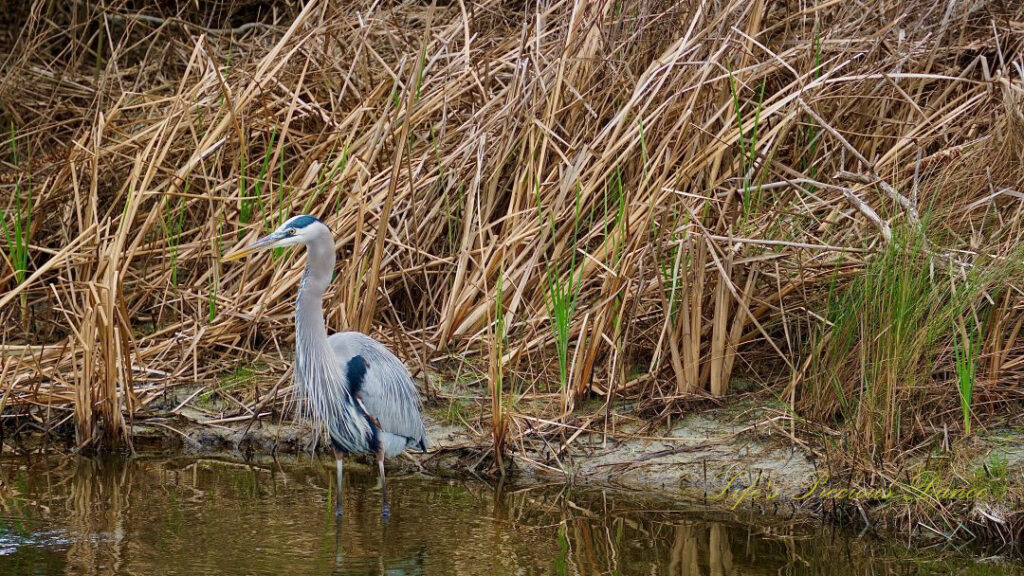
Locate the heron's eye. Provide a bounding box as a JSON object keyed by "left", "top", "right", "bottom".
{"left": 286, "top": 228, "right": 297, "bottom": 237}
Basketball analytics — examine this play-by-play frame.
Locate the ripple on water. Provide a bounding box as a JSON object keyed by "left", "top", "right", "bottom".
{"left": 0, "top": 529, "right": 72, "bottom": 556}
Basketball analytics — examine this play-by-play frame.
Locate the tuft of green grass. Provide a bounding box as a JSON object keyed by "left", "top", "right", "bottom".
{"left": 442, "top": 397, "right": 470, "bottom": 426}
{"left": 975, "top": 452, "right": 1009, "bottom": 499}
{"left": 807, "top": 230, "right": 943, "bottom": 457}
{"left": 219, "top": 362, "right": 263, "bottom": 389}
{"left": 804, "top": 225, "right": 1020, "bottom": 461}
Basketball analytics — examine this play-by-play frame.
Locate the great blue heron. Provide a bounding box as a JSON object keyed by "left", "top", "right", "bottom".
{"left": 223, "top": 214, "right": 429, "bottom": 517}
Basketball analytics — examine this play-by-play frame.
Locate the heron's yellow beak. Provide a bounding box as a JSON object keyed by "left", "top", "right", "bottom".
{"left": 221, "top": 232, "right": 284, "bottom": 263}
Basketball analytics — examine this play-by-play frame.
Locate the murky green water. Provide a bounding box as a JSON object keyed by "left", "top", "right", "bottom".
{"left": 0, "top": 456, "right": 1018, "bottom": 575}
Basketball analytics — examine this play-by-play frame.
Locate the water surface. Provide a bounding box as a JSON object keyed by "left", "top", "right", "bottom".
{"left": 0, "top": 456, "right": 1018, "bottom": 575}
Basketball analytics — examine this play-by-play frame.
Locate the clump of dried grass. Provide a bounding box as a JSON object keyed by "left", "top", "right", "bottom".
{"left": 0, "top": 0, "right": 1020, "bottom": 482}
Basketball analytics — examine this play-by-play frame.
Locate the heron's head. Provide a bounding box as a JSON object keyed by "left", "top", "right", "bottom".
{"left": 222, "top": 214, "right": 329, "bottom": 262}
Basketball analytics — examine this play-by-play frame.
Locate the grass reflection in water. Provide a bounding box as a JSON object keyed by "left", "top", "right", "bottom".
{"left": 0, "top": 457, "right": 1018, "bottom": 576}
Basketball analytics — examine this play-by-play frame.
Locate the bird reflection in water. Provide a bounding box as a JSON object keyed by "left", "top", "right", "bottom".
{"left": 332, "top": 522, "right": 426, "bottom": 576}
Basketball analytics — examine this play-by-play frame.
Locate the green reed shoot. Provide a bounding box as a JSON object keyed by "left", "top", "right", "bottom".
{"left": 728, "top": 68, "right": 767, "bottom": 218}
{"left": 415, "top": 47, "right": 427, "bottom": 103}
{"left": 954, "top": 322, "right": 977, "bottom": 437}
{"left": 494, "top": 268, "right": 507, "bottom": 379}
{"left": 251, "top": 127, "right": 277, "bottom": 221}
{"left": 2, "top": 180, "right": 31, "bottom": 304}
{"left": 391, "top": 83, "right": 402, "bottom": 111}
{"left": 239, "top": 128, "right": 277, "bottom": 228}
{"left": 489, "top": 266, "right": 509, "bottom": 472}
{"left": 554, "top": 522, "right": 570, "bottom": 576}
{"left": 607, "top": 167, "right": 629, "bottom": 265}
{"left": 271, "top": 148, "right": 290, "bottom": 259}
{"left": 2, "top": 124, "right": 31, "bottom": 325}
{"left": 428, "top": 123, "right": 462, "bottom": 252}
{"left": 209, "top": 277, "right": 218, "bottom": 321}
{"left": 165, "top": 181, "right": 189, "bottom": 287}
{"left": 209, "top": 218, "right": 222, "bottom": 322}
{"left": 657, "top": 212, "right": 684, "bottom": 323}
{"left": 604, "top": 165, "right": 624, "bottom": 236}
{"left": 543, "top": 183, "right": 585, "bottom": 406}
{"left": 801, "top": 35, "right": 823, "bottom": 183}
{"left": 606, "top": 164, "right": 629, "bottom": 336}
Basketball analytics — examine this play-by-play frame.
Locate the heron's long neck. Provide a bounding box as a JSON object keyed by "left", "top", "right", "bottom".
{"left": 294, "top": 232, "right": 353, "bottom": 418}
{"left": 295, "top": 231, "right": 335, "bottom": 336}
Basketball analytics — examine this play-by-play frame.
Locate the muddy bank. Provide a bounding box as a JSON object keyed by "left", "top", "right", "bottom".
{"left": 111, "top": 398, "right": 1021, "bottom": 539}
{"left": 124, "top": 399, "right": 819, "bottom": 496}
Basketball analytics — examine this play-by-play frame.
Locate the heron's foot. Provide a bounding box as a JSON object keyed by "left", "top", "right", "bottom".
{"left": 335, "top": 504, "right": 344, "bottom": 518}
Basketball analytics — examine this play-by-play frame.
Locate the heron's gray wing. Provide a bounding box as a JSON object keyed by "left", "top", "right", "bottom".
{"left": 328, "top": 332, "right": 428, "bottom": 451}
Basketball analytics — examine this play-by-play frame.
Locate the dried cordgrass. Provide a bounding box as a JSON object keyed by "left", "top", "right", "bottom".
{"left": 0, "top": 0, "right": 1021, "bottom": 463}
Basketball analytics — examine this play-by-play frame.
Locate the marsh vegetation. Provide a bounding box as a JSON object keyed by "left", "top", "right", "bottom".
{"left": 0, "top": 0, "right": 1022, "bottom": 546}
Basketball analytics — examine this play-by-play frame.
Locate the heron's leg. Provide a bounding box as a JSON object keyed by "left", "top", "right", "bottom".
{"left": 376, "top": 445, "right": 390, "bottom": 518}
{"left": 333, "top": 449, "right": 345, "bottom": 518}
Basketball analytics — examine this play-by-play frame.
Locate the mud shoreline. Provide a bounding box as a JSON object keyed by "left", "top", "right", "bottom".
{"left": 82, "top": 400, "right": 1018, "bottom": 546}
{"left": 4, "top": 395, "right": 1021, "bottom": 549}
